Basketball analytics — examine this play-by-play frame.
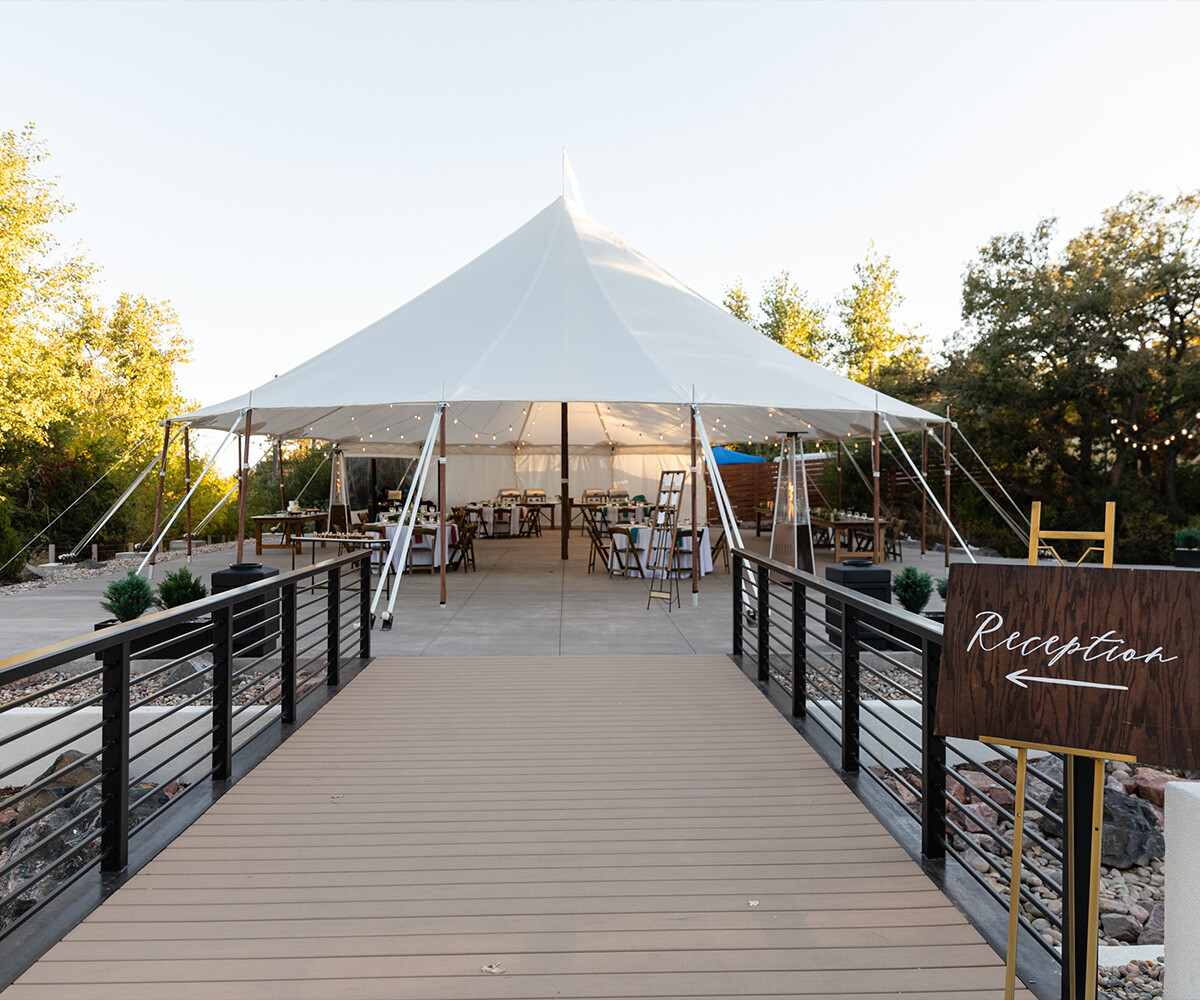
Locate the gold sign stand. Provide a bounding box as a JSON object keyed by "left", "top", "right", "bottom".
{"left": 980, "top": 736, "right": 1136, "bottom": 1000}
{"left": 986, "top": 501, "right": 1123, "bottom": 1000}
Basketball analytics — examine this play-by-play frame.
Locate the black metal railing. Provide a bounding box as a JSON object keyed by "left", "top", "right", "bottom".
{"left": 0, "top": 551, "right": 370, "bottom": 945}
{"left": 732, "top": 547, "right": 1068, "bottom": 1000}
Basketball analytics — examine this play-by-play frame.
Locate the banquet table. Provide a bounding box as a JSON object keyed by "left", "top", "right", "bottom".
{"left": 366, "top": 521, "right": 459, "bottom": 571}
{"left": 251, "top": 511, "right": 328, "bottom": 555}
{"left": 608, "top": 524, "right": 713, "bottom": 578}
{"left": 811, "top": 516, "right": 878, "bottom": 561}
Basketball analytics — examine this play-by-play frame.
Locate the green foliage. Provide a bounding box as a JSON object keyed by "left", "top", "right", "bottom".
{"left": 938, "top": 189, "right": 1200, "bottom": 563}
{"left": 833, "top": 243, "right": 924, "bottom": 386}
{"left": 0, "top": 124, "right": 95, "bottom": 447}
{"left": 0, "top": 498, "right": 22, "bottom": 583}
{"left": 936, "top": 576, "right": 949, "bottom": 601}
{"left": 99, "top": 571, "right": 155, "bottom": 622}
{"left": 155, "top": 566, "right": 207, "bottom": 609}
{"left": 892, "top": 566, "right": 933, "bottom": 614}
{"left": 1176, "top": 527, "right": 1200, "bottom": 549}
{"left": 724, "top": 271, "right": 832, "bottom": 365}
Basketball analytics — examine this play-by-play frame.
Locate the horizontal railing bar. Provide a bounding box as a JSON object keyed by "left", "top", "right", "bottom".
{"left": 0, "top": 665, "right": 105, "bottom": 711}
{"left": 0, "top": 744, "right": 105, "bottom": 818}
{"left": 0, "top": 694, "right": 106, "bottom": 757}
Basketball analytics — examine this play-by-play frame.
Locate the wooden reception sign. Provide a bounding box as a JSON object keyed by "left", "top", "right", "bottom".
{"left": 936, "top": 564, "right": 1200, "bottom": 770}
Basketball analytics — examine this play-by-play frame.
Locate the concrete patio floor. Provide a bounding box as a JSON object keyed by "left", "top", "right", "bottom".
{"left": 0, "top": 526, "right": 974, "bottom": 664}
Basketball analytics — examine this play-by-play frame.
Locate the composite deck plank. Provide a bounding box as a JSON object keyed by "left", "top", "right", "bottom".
{"left": 4, "top": 655, "right": 1032, "bottom": 999}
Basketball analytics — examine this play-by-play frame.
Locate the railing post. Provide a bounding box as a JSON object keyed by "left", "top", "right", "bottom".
{"left": 100, "top": 641, "right": 131, "bottom": 873}
{"left": 921, "top": 636, "right": 946, "bottom": 859}
{"left": 281, "top": 581, "right": 297, "bottom": 725}
{"left": 756, "top": 564, "right": 770, "bottom": 684}
{"left": 732, "top": 551, "right": 743, "bottom": 657}
{"left": 840, "top": 602, "right": 861, "bottom": 773}
{"left": 212, "top": 604, "right": 234, "bottom": 781}
{"left": 326, "top": 566, "right": 340, "bottom": 686}
{"left": 791, "top": 580, "right": 806, "bottom": 719}
{"left": 358, "top": 553, "right": 371, "bottom": 661}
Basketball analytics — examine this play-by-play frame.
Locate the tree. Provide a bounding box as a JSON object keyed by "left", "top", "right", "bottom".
{"left": 942, "top": 191, "right": 1200, "bottom": 562}
{"left": 833, "top": 243, "right": 923, "bottom": 386}
{"left": 0, "top": 124, "right": 94, "bottom": 446}
{"left": 724, "top": 271, "right": 831, "bottom": 365}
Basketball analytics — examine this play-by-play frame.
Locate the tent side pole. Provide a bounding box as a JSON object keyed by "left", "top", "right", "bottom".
{"left": 372, "top": 419, "right": 438, "bottom": 617}
{"left": 690, "top": 409, "right": 698, "bottom": 602}
{"left": 149, "top": 421, "right": 171, "bottom": 571}
{"left": 872, "top": 414, "right": 882, "bottom": 565}
{"left": 236, "top": 408, "right": 252, "bottom": 565}
{"left": 184, "top": 427, "right": 193, "bottom": 560}
{"left": 836, "top": 440, "right": 842, "bottom": 511}
{"left": 921, "top": 426, "right": 928, "bottom": 556}
{"left": 561, "top": 402, "right": 569, "bottom": 561}
{"left": 944, "top": 413, "right": 952, "bottom": 568}
{"left": 438, "top": 411, "right": 447, "bottom": 607}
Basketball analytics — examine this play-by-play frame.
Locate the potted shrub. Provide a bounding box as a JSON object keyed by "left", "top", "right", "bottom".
{"left": 96, "top": 569, "right": 211, "bottom": 660}
{"left": 892, "top": 566, "right": 933, "bottom": 614}
{"left": 1174, "top": 528, "right": 1200, "bottom": 569}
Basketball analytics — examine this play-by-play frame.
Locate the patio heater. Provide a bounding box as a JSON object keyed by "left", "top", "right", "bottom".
{"left": 769, "top": 432, "right": 814, "bottom": 574}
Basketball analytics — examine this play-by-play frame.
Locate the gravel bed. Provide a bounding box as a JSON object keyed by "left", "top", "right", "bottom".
{"left": 0, "top": 542, "right": 239, "bottom": 597}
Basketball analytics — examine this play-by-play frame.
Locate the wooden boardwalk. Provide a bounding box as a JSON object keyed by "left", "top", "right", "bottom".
{"left": 5, "top": 655, "right": 1032, "bottom": 999}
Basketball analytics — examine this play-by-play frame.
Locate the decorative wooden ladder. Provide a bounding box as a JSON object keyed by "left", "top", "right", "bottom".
{"left": 646, "top": 470, "right": 687, "bottom": 610}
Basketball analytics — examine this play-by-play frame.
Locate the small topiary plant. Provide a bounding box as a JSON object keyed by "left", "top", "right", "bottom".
{"left": 155, "top": 566, "right": 207, "bottom": 609}
{"left": 892, "top": 566, "right": 933, "bottom": 614}
{"left": 99, "top": 571, "right": 156, "bottom": 622}
{"left": 936, "top": 577, "right": 949, "bottom": 601}
{"left": 1175, "top": 527, "right": 1200, "bottom": 549}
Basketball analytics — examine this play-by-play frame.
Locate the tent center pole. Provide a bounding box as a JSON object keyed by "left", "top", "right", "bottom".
{"left": 944, "top": 412, "right": 952, "bottom": 568}
{"left": 561, "top": 402, "right": 569, "bottom": 561}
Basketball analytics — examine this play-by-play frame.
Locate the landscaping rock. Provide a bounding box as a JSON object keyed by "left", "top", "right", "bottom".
{"left": 1138, "top": 902, "right": 1165, "bottom": 946}
{"left": 1042, "top": 787, "right": 1164, "bottom": 869}
{"left": 1100, "top": 911, "right": 1143, "bottom": 942}
{"left": 1133, "top": 767, "right": 1186, "bottom": 807}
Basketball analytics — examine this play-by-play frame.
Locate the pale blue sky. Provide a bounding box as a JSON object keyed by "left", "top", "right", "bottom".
{"left": 4, "top": 0, "right": 1199, "bottom": 416}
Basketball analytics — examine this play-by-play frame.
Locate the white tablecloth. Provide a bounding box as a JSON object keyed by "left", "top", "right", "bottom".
{"left": 467, "top": 505, "right": 527, "bottom": 537}
{"left": 381, "top": 522, "right": 457, "bottom": 571}
{"left": 609, "top": 524, "right": 712, "bottom": 578}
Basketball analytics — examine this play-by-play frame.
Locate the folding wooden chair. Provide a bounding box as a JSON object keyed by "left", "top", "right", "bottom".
{"left": 710, "top": 527, "right": 730, "bottom": 572}
{"left": 517, "top": 505, "right": 541, "bottom": 537}
{"left": 607, "top": 524, "right": 644, "bottom": 578}
{"left": 447, "top": 521, "right": 477, "bottom": 572}
{"left": 581, "top": 506, "right": 612, "bottom": 574}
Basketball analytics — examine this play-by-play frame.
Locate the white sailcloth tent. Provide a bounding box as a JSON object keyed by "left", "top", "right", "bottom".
{"left": 180, "top": 192, "right": 942, "bottom": 504}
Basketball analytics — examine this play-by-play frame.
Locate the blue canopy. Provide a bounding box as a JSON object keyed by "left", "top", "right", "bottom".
{"left": 711, "top": 446, "right": 766, "bottom": 466}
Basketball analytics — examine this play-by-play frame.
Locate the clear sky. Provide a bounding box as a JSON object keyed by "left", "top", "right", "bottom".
{"left": 5, "top": 0, "right": 1199, "bottom": 420}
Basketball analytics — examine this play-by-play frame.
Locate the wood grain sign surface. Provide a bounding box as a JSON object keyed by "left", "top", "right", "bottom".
{"left": 936, "top": 564, "right": 1200, "bottom": 769}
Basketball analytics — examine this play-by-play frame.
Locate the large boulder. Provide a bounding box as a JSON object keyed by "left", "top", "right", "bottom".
{"left": 1041, "top": 786, "right": 1165, "bottom": 869}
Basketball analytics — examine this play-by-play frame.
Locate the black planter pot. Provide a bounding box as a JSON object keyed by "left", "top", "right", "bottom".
{"left": 1174, "top": 548, "right": 1200, "bottom": 569}
{"left": 923, "top": 610, "right": 946, "bottom": 625}
{"left": 94, "top": 617, "right": 212, "bottom": 661}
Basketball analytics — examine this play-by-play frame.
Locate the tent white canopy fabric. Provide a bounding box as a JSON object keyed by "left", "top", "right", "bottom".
{"left": 179, "top": 195, "right": 943, "bottom": 465}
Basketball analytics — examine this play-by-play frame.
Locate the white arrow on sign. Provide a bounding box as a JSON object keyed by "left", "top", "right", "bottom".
{"left": 1006, "top": 667, "right": 1129, "bottom": 692}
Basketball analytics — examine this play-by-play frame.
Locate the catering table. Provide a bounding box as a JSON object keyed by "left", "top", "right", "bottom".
{"left": 251, "top": 511, "right": 328, "bottom": 555}
{"left": 608, "top": 524, "right": 712, "bottom": 579}
{"left": 294, "top": 534, "right": 394, "bottom": 586}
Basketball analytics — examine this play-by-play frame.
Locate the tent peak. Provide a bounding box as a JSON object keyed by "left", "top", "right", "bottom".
{"left": 561, "top": 149, "right": 586, "bottom": 211}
